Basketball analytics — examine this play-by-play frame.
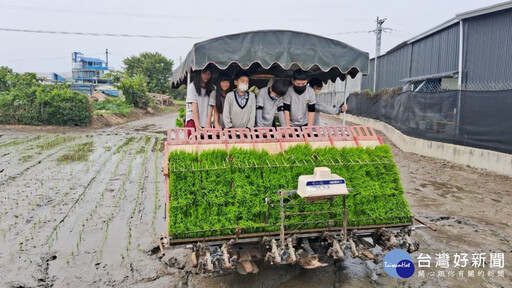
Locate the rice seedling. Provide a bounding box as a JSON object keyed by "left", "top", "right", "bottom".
{"left": 126, "top": 136, "right": 152, "bottom": 252}
{"left": 57, "top": 141, "right": 94, "bottom": 163}
{"left": 71, "top": 137, "right": 134, "bottom": 255}
{"left": 151, "top": 136, "right": 162, "bottom": 238}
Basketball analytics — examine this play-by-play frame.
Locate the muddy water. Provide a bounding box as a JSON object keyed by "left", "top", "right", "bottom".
{"left": 0, "top": 113, "right": 511, "bottom": 288}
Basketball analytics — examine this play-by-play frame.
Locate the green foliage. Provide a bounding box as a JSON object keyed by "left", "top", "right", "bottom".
{"left": 92, "top": 97, "right": 133, "bottom": 116}
{"left": 123, "top": 52, "right": 173, "bottom": 94}
{"left": 116, "top": 75, "right": 149, "bottom": 109}
{"left": 0, "top": 78, "right": 91, "bottom": 126}
{"left": 35, "top": 85, "right": 92, "bottom": 126}
{"left": 178, "top": 107, "right": 186, "bottom": 119}
{"left": 168, "top": 85, "right": 187, "bottom": 100}
{"left": 57, "top": 141, "right": 94, "bottom": 162}
{"left": 0, "top": 66, "right": 13, "bottom": 91}
{"left": 0, "top": 67, "right": 40, "bottom": 92}
{"left": 175, "top": 107, "right": 185, "bottom": 127}
{"left": 101, "top": 71, "right": 124, "bottom": 83}
{"left": 168, "top": 145, "right": 412, "bottom": 238}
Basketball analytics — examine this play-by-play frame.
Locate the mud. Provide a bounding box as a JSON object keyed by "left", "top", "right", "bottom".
{"left": 0, "top": 113, "right": 511, "bottom": 288}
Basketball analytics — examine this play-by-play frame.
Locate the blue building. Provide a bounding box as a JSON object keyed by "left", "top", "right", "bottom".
{"left": 72, "top": 52, "right": 109, "bottom": 83}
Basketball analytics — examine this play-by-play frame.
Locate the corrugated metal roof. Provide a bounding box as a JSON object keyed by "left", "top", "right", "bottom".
{"left": 401, "top": 71, "right": 458, "bottom": 83}
{"left": 388, "top": 1, "right": 512, "bottom": 54}
{"left": 463, "top": 8, "right": 512, "bottom": 83}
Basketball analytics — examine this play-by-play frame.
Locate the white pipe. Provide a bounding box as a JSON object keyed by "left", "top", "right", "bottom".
{"left": 343, "top": 78, "right": 347, "bottom": 126}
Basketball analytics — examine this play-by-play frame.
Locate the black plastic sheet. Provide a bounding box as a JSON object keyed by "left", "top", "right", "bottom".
{"left": 347, "top": 90, "right": 512, "bottom": 154}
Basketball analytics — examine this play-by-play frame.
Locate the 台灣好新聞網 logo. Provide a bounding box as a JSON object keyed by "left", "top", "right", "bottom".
{"left": 383, "top": 249, "right": 415, "bottom": 278}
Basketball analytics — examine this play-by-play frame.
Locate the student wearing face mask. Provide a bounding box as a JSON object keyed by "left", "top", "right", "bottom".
{"left": 255, "top": 79, "right": 290, "bottom": 127}
{"left": 185, "top": 67, "right": 214, "bottom": 130}
{"left": 309, "top": 77, "right": 348, "bottom": 126}
{"left": 223, "top": 71, "right": 256, "bottom": 129}
{"left": 283, "top": 69, "right": 316, "bottom": 127}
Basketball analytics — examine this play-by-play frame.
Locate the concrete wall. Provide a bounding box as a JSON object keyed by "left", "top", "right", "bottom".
{"left": 334, "top": 114, "right": 512, "bottom": 177}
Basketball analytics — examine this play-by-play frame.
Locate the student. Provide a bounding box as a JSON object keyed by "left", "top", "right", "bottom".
{"left": 309, "top": 77, "right": 348, "bottom": 126}
{"left": 256, "top": 79, "right": 290, "bottom": 127}
{"left": 209, "top": 72, "right": 232, "bottom": 129}
{"left": 185, "top": 67, "right": 214, "bottom": 130}
{"left": 283, "top": 69, "right": 316, "bottom": 127}
{"left": 223, "top": 71, "right": 256, "bottom": 129}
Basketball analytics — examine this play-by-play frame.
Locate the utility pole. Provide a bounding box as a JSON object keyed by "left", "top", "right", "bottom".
{"left": 372, "top": 17, "right": 388, "bottom": 92}
{"left": 105, "top": 48, "right": 109, "bottom": 69}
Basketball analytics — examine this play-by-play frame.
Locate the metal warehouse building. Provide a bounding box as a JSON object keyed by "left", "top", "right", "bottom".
{"left": 362, "top": 1, "right": 512, "bottom": 92}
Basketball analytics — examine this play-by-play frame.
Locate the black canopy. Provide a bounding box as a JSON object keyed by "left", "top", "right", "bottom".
{"left": 171, "top": 30, "right": 369, "bottom": 87}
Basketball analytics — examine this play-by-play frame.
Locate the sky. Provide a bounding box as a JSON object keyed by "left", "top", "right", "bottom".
{"left": 0, "top": 0, "right": 508, "bottom": 75}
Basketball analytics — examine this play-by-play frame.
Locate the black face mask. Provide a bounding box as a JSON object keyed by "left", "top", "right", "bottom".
{"left": 293, "top": 85, "right": 307, "bottom": 95}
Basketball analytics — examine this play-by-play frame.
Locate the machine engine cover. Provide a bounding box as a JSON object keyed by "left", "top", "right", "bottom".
{"left": 297, "top": 167, "right": 348, "bottom": 199}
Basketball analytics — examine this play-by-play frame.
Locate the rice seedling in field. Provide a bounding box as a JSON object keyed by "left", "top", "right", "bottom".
{"left": 0, "top": 135, "right": 43, "bottom": 149}
{"left": 70, "top": 137, "right": 134, "bottom": 255}
{"left": 151, "top": 136, "right": 162, "bottom": 238}
{"left": 57, "top": 141, "right": 94, "bottom": 163}
{"left": 19, "top": 154, "right": 34, "bottom": 162}
{"left": 115, "top": 137, "right": 135, "bottom": 154}
{"left": 126, "top": 136, "right": 153, "bottom": 252}
{"left": 34, "top": 135, "right": 80, "bottom": 151}
{"left": 97, "top": 137, "right": 144, "bottom": 259}
{"left": 46, "top": 137, "right": 133, "bottom": 248}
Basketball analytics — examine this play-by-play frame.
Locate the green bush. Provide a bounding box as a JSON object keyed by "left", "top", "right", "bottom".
{"left": 116, "top": 75, "right": 149, "bottom": 109}
{"left": 168, "top": 85, "right": 187, "bottom": 100}
{"left": 92, "top": 97, "right": 133, "bottom": 116}
{"left": 0, "top": 84, "right": 91, "bottom": 126}
{"left": 0, "top": 67, "right": 91, "bottom": 126}
{"left": 36, "top": 86, "right": 91, "bottom": 126}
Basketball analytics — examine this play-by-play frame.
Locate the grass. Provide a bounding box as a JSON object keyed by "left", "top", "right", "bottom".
{"left": 92, "top": 98, "right": 133, "bottom": 117}
{"left": 173, "top": 100, "right": 186, "bottom": 105}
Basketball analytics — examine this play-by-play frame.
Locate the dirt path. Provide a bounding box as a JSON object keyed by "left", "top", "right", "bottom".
{"left": 0, "top": 113, "right": 510, "bottom": 288}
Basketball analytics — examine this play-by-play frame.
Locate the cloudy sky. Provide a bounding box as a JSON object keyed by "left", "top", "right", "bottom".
{"left": 0, "top": 0, "right": 507, "bottom": 74}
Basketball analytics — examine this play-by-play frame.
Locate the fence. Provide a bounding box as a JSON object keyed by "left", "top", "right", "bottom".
{"left": 70, "top": 84, "right": 93, "bottom": 96}
{"left": 345, "top": 88, "right": 512, "bottom": 154}
{"left": 404, "top": 80, "right": 512, "bottom": 93}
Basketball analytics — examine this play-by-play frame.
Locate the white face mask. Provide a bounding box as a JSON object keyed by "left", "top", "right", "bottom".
{"left": 238, "top": 83, "right": 249, "bottom": 92}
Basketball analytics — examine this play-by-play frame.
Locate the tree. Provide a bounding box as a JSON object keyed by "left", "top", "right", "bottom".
{"left": 101, "top": 71, "right": 124, "bottom": 83}
{"left": 0, "top": 66, "right": 14, "bottom": 92}
{"left": 0, "top": 66, "right": 39, "bottom": 92}
{"left": 116, "top": 75, "right": 149, "bottom": 109}
{"left": 123, "top": 52, "right": 173, "bottom": 95}
{"left": 168, "top": 85, "right": 187, "bottom": 100}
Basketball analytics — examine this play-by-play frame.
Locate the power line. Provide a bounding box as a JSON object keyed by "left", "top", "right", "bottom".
{"left": 0, "top": 4, "right": 375, "bottom": 24}
{"left": 0, "top": 28, "right": 204, "bottom": 39}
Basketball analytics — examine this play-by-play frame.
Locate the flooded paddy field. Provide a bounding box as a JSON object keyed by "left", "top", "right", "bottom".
{"left": 0, "top": 112, "right": 510, "bottom": 287}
